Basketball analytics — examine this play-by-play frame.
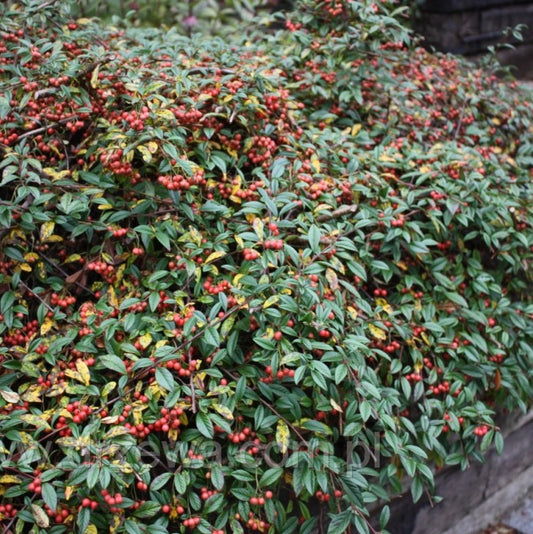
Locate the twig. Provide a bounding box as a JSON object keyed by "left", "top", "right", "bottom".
{"left": 188, "top": 347, "right": 197, "bottom": 414}
{"left": 16, "top": 117, "right": 77, "bottom": 141}
{"left": 316, "top": 204, "right": 358, "bottom": 222}
{"left": 18, "top": 280, "right": 55, "bottom": 313}
{"left": 223, "top": 368, "right": 309, "bottom": 447}
{"left": 453, "top": 97, "right": 471, "bottom": 141}
{"left": 39, "top": 253, "right": 95, "bottom": 296}
{"left": 34, "top": 88, "right": 58, "bottom": 99}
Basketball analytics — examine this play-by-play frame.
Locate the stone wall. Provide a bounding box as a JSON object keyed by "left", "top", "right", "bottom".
{"left": 415, "top": 0, "right": 533, "bottom": 78}
{"left": 370, "top": 411, "right": 533, "bottom": 533}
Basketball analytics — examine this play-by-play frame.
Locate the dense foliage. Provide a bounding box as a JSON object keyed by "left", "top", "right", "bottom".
{"left": 1, "top": 0, "right": 532, "bottom": 533}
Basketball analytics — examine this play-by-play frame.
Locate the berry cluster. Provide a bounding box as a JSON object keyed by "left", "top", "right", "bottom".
{"left": 87, "top": 259, "right": 116, "bottom": 283}
{"left": 263, "top": 239, "right": 283, "bottom": 250}
{"left": 246, "top": 135, "right": 277, "bottom": 166}
{"left": 473, "top": 424, "right": 489, "bottom": 436}
{"left": 50, "top": 293, "right": 76, "bottom": 308}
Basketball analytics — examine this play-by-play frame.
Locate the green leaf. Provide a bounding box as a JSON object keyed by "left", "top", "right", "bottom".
{"left": 155, "top": 229, "right": 171, "bottom": 250}
{"left": 203, "top": 492, "right": 225, "bottom": 515}
{"left": 133, "top": 501, "right": 161, "bottom": 518}
{"left": 174, "top": 472, "right": 188, "bottom": 494}
{"left": 196, "top": 412, "right": 214, "bottom": 438}
{"left": 444, "top": 291, "right": 468, "bottom": 308}
{"left": 379, "top": 505, "right": 390, "bottom": 529}
{"left": 41, "top": 483, "right": 57, "bottom": 513}
{"left": 86, "top": 464, "right": 100, "bottom": 489}
{"left": 231, "top": 487, "right": 251, "bottom": 501}
{"left": 149, "top": 292, "right": 161, "bottom": 312}
{"left": 327, "top": 510, "right": 352, "bottom": 533}
{"left": 155, "top": 367, "right": 176, "bottom": 391}
{"left": 308, "top": 224, "right": 321, "bottom": 253}
{"left": 203, "top": 326, "right": 220, "bottom": 348}
{"left": 210, "top": 464, "right": 224, "bottom": 490}
{"left": 260, "top": 467, "right": 283, "bottom": 487}
{"left": 99, "top": 354, "right": 127, "bottom": 375}
{"left": 232, "top": 470, "right": 255, "bottom": 482}
{"left": 77, "top": 507, "right": 90, "bottom": 533}
{"left": 150, "top": 472, "right": 172, "bottom": 491}
{"left": 411, "top": 476, "right": 424, "bottom": 502}
{"left": 360, "top": 401, "right": 371, "bottom": 422}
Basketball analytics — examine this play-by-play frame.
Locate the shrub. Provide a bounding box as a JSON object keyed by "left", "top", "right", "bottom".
{"left": 0, "top": 1, "right": 532, "bottom": 533}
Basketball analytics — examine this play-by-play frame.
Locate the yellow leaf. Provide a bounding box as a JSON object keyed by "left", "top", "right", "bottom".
{"left": 65, "top": 486, "right": 75, "bottom": 501}
{"left": 40, "top": 221, "right": 55, "bottom": 242}
{"left": 138, "top": 332, "right": 152, "bottom": 349}
{"left": 351, "top": 123, "right": 362, "bottom": 136}
{"left": 375, "top": 297, "right": 393, "bottom": 314}
{"left": 310, "top": 154, "right": 320, "bottom": 174}
{"left": 213, "top": 403, "right": 234, "bottom": 421}
{"left": 325, "top": 268, "right": 338, "bottom": 290}
{"left": 107, "top": 286, "right": 119, "bottom": 309}
{"left": 146, "top": 141, "right": 158, "bottom": 153}
{"left": 65, "top": 368, "right": 86, "bottom": 385}
{"left": 113, "top": 460, "right": 133, "bottom": 474}
{"left": 31, "top": 504, "right": 49, "bottom": 528}
{"left": 37, "top": 261, "right": 47, "bottom": 279}
{"left": 24, "top": 252, "right": 40, "bottom": 263}
{"left": 100, "top": 415, "right": 120, "bottom": 424}
{"left": 205, "top": 251, "right": 226, "bottom": 264}
{"left": 346, "top": 306, "right": 358, "bottom": 319}
{"left": 110, "top": 515, "right": 122, "bottom": 534}
{"left": 18, "top": 262, "right": 32, "bottom": 272}
{"left": 132, "top": 404, "right": 145, "bottom": 426}
{"left": 97, "top": 203, "right": 113, "bottom": 210}
{"left": 275, "top": 419, "right": 290, "bottom": 454}
{"left": 0, "top": 389, "right": 20, "bottom": 403}
{"left": 187, "top": 226, "right": 203, "bottom": 246}
{"left": 327, "top": 255, "right": 345, "bottom": 274}
{"left": 115, "top": 263, "right": 126, "bottom": 285}
{"left": 263, "top": 295, "right": 280, "bottom": 309}
{"left": 137, "top": 145, "right": 153, "bottom": 163}
{"left": 244, "top": 95, "right": 258, "bottom": 105}
{"left": 90, "top": 64, "right": 100, "bottom": 88}
{"left": 21, "top": 384, "right": 45, "bottom": 403}
{"left": 64, "top": 254, "right": 82, "bottom": 263}
{"left": 21, "top": 414, "right": 52, "bottom": 431}
{"left": 330, "top": 399, "right": 343, "bottom": 413}
{"left": 76, "top": 359, "right": 91, "bottom": 386}
{"left": 252, "top": 218, "right": 264, "bottom": 240}
{"left": 44, "top": 168, "right": 70, "bottom": 181}
{"left": 369, "top": 324, "right": 387, "bottom": 341}
{"left": 0, "top": 475, "right": 21, "bottom": 484}
{"left": 105, "top": 426, "right": 131, "bottom": 439}
{"left": 46, "top": 382, "right": 67, "bottom": 397}
{"left": 492, "top": 117, "right": 501, "bottom": 125}
{"left": 19, "top": 432, "right": 35, "bottom": 445}
{"left": 57, "top": 436, "right": 92, "bottom": 449}
{"left": 233, "top": 273, "right": 245, "bottom": 286}
{"left": 395, "top": 261, "right": 408, "bottom": 271}
{"left": 420, "top": 332, "right": 431, "bottom": 346}
{"left": 168, "top": 427, "right": 179, "bottom": 441}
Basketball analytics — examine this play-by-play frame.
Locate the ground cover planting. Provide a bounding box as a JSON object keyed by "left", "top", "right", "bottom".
{"left": 0, "top": 0, "right": 532, "bottom": 532}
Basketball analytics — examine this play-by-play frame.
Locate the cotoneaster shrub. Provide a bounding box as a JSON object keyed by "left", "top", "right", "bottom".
{"left": 0, "top": 1, "right": 532, "bottom": 533}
